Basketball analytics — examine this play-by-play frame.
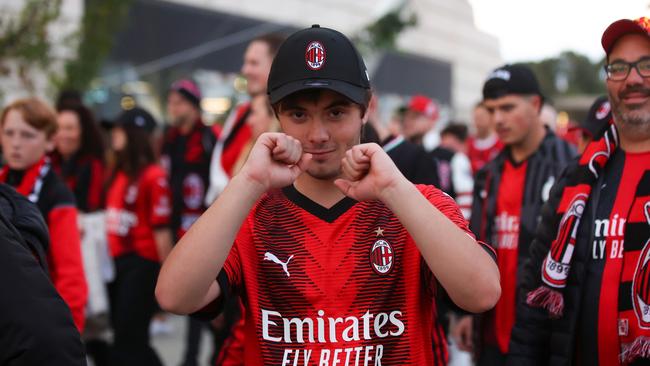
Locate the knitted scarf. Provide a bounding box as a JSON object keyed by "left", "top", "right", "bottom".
{"left": 0, "top": 157, "right": 50, "bottom": 203}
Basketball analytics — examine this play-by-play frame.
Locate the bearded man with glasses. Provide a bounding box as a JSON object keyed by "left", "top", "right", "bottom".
{"left": 508, "top": 16, "right": 650, "bottom": 366}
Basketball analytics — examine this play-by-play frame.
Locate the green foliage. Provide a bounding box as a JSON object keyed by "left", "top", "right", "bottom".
{"left": 523, "top": 51, "right": 606, "bottom": 100}
{"left": 56, "top": 0, "right": 132, "bottom": 92}
{"left": 354, "top": 7, "right": 418, "bottom": 55}
{"left": 0, "top": 0, "right": 62, "bottom": 93}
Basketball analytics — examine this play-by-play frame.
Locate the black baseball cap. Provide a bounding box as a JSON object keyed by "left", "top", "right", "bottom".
{"left": 569, "top": 95, "right": 612, "bottom": 138}
{"left": 482, "top": 64, "right": 544, "bottom": 101}
{"left": 267, "top": 25, "right": 371, "bottom": 106}
{"left": 114, "top": 107, "right": 157, "bottom": 133}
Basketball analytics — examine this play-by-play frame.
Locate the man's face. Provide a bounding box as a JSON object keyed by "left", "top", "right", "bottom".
{"left": 2, "top": 109, "right": 52, "bottom": 170}
{"left": 473, "top": 105, "right": 493, "bottom": 138}
{"left": 401, "top": 110, "right": 435, "bottom": 142}
{"left": 277, "top": 90, "right": 366, "bottom": 181}
{"left": 167, "top": 91, "right": 196, "bottom": 126}
{"left": 483, "top": 94, "right": 541, "bottom": 147}
{"left": 241, "top": 41, "right": 274, "bottom": 96}
{"left": 606, "top": 33, "right": 650, "bottom": 137}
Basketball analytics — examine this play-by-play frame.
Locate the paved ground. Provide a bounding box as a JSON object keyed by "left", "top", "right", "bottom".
{"left": 151, "top": 314, "right": 213, "bottom": 366}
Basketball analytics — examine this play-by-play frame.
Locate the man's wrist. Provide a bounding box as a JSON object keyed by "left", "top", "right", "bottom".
{"left": 230, "top": 172, "right": 268, "bottom": 199}
{"left": 379, "top": 177, "right": 416, "bottom": 208}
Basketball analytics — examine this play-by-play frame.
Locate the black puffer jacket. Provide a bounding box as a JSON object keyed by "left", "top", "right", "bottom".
{"left": 0, "top": 183, "right": 87, "bottom": 365}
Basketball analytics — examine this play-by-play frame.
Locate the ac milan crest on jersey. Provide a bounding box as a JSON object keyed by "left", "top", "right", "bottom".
{"left": 370, "top": 239, "right": 394, "bottom": 274}
{"left": 305, "top": 41, "right": 326, "bottom": 70}
{"left": 632, "top": 202, "right": 650, "bottom": 328}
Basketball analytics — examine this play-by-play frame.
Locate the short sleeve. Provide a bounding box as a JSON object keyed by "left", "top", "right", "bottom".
{"left": 417, "top": 184, "right": 496, "bottom": 262}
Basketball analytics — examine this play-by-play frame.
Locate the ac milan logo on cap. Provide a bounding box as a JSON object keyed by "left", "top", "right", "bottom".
{"left": 305, "top": 41, "right": 326, "bottom": 70}
{"left": 632, "top": 202, "right": 650, "bottom": 329}
{"left": 596, "top": 101, "right": 611, "bottom": 120}
{"left": 370, "top": 239, "right": 394, "bottom": 275}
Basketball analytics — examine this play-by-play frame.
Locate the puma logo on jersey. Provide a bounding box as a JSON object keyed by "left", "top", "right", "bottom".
{"left": 264, "top": 252, "right": 294, "bottom": 278}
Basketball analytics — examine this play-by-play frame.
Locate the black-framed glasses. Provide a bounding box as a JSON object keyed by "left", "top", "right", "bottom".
{"left": 604, "top": 57, "right": 650, "bottom": 81}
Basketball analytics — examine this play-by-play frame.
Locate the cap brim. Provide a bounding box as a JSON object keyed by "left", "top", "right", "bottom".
{"left": 602, "top": 19, "right": 648, "bottom": 54}
{"left": 268, "top": 79, "right": 368, "bottom": 106}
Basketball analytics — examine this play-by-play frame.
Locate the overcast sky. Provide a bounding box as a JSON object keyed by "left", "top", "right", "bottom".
{"left": 468, "top": 0, "right": 649, "bottom": 62}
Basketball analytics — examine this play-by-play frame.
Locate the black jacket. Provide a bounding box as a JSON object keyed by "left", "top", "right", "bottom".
{"left": 0, "top": 183, "right": 87, "bottom": 365}
{"left": 469, "top": 130, "right": 576, "bottom": 356}
{"left": 506, "top": 158, "right": 578, "bottom": 366}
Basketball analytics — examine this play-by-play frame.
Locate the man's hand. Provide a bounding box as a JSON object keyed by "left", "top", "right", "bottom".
{"left": 238, "top": 132, "right": 312, "bottom": 191}
{"left": 450, "top": 315, "right": 474, "bottom": 352}
{"left": 334, "top": 143, "right": 406, "bottom": 201}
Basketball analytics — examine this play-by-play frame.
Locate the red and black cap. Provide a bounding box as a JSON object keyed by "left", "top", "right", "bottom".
{"left": 406, "top": 95, "right": 439, "bottom": 120}
{"left": 569, "top": 95, "right": 612, "bottom": 138}
{"left": 482, "top": 64, "right": 544, "bottom": 101}
{"left": 267, "top": 25, "right": 371, "bottom": 106}
{"left": 602, "top": 17, "right": 650, "bottom": 56}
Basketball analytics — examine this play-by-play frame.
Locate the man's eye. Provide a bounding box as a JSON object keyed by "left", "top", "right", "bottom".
{"left": 609, "top": 63, "right": 628, "bottom": 74}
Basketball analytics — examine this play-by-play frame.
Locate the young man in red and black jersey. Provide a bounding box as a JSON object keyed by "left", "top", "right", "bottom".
{"left": 157, "top": 25, "right": 500, "bottom": 366}
{"left": 509, "top": 17, "right": 650, "bottom": 366}
{"left": 205, "top": 34, "right": 286, "bottom": 205}
{"left": 453, "top": 64, "right": 576, "bottom": 365}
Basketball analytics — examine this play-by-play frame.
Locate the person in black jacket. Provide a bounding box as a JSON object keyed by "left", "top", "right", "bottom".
{"left": 0, "top": 183, "right": 87, "bottom": 365}
{"left": 451, "top": 64, "right": 576, "bottom": 365}
{"left": 508, "top": 17, "right": 650, "bottom": 366}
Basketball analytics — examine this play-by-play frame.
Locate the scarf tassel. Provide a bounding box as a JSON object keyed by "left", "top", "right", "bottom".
{"left": 526, "top": 286, "right": 564, "bottom": 318}
{"left": 621, "top": 336, "right": 650, "bottom": 363}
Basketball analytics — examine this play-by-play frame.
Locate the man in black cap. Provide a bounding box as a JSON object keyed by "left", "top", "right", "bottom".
{"left": 157, "top": 25, "right": 500, "bottom": 366}
{"left": 568, "top": 95, "right": 612, "bottom": 154}
{"left": 451, "top": 64, "right": 575, "bottom": 365}
{"left": 508, "top": 17, "right": 650, "bottom": 365}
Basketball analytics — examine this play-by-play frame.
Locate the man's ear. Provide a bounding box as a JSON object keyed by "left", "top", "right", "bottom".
{"left": 531, "top": 95, "right": 543, "bottom": 115}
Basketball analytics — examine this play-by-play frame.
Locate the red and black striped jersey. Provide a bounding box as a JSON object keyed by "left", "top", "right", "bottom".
{"left": 215, "top": 184, "right": 494, "bottom": 366}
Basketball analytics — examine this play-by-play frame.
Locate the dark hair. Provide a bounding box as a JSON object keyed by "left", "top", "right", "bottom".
{"left": 252, "top": 33, "right": 287, "bottom": 57}
{"left": 271, "top": 88, "right": 372, "bottom": 118}
{"left": 441, "top": 123, "right": 469, "bottom": 142}
{"left": 111, "top": 125, "right": 156, "bottom": 181}
{"left": 1, "top": 98, "right": 58, "bottom": 138}
{"left": 56, "top": 104, "right": 105, "bottom": 161}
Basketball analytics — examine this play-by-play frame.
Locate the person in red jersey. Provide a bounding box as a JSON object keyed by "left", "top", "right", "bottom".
{"left": 509, "top": 17, "right": 650, "bottom": 366}
{"left": 105, "top": 107, "right": 173, "bottom": 366}
{"left": 466, "top": 102, "right": 503, "bottom": 174}
{"left": 454, "top": 64, "right": 576, "bottom": 365}
{"left": 157, "top": 25, "right": 500, "bottom": 366}
{"left": 0, "top": 98, "right": 88, "bottom": 332}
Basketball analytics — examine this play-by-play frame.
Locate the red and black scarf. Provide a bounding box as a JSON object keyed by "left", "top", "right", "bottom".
{"left": 0, "top": 157, "right": 50, "bottom": 203}
{"left": 526, "top": 123, "right": 650, "bottom": 362}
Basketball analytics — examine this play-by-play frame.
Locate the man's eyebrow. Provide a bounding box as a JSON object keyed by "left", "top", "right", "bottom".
{"left": 324, "top": 99, "right": 353, "bottom": 109}
{"left": 280, "top": 102, "right": 306, "bottom": 111}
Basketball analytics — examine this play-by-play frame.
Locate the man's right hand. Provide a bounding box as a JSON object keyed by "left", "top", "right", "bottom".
{"left": 238, "top": 132, "right": 312, "bottom": 191}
